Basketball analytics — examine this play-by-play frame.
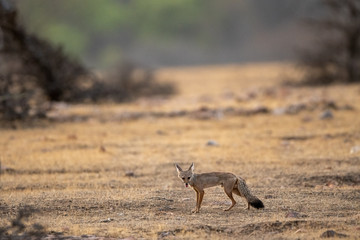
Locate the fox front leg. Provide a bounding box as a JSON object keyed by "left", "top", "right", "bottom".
{"left": 198, "top": 190, "right": 204, "bottom": 212}
{"left": 192, "top": 189, "right": 200, "bottom": 213}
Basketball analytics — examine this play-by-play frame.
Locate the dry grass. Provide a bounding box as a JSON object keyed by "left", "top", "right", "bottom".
{"left": 1, "top": 62, "right": 360, "bottom": 239}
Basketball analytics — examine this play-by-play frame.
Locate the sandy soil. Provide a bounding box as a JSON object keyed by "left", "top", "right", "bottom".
{"left": 1, "top": 63, "right": 359, "bottom": 239}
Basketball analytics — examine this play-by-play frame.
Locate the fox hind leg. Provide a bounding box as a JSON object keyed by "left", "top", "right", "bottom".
{"left": 224, "top": 190, "right": 236, "bottom": 211}
{"left": 224, "top": 182, "right": 237, "bottom": 211}
{"left": 232, "top": 188, "right": 241, "bottom": 196}
{"left": 232, "top": 188, "right": 250, "bottom": 209}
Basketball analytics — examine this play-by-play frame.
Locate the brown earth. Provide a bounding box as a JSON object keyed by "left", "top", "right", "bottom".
{"left": 1, "top": 63, "right": 360, "bottom": 239}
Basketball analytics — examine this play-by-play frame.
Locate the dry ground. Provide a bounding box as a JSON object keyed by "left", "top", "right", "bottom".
{"left": 1, "top": 63, "right": 360, "bottom": 239}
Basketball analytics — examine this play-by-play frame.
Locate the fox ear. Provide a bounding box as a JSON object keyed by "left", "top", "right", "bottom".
{"left": 189, "top": 162, "right": 194, "bottom": 171}
{"left": 175, "top": 163, "right": 182, "bottom": 173}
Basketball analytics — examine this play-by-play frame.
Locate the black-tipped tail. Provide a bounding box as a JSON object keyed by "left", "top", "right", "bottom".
{"left": 250, "top": 199, "right": 264, "bottom": 209}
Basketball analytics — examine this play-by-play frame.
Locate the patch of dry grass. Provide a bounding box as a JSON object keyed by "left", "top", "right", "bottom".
{"left": 1, "top": 63, "right": 360, "bottom": 239}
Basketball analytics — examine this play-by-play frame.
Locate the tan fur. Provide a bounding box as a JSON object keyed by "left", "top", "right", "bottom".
{"left": 175, "top": 163, "right": 264, "bottom": 213}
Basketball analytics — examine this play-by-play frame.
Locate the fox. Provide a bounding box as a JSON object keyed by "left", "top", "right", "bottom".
{"left": 175, "top": 163, "right": 264, "bottom": 213}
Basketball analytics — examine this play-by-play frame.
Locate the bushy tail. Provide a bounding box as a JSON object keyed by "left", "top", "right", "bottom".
{"left": 237, "top": 177, "right": 264, "bottom": 209}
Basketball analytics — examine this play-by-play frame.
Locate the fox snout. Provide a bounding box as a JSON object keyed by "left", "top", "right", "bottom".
{"left": 175, "top": 163, "right": 194, "bottom": 188}
{"left": 180, "top": 176, "right": 191, "bottom": 187}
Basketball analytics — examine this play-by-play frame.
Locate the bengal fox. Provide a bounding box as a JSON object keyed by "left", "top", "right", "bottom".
{"left": 175, "top": 163, "right": 264, "bottom": 213}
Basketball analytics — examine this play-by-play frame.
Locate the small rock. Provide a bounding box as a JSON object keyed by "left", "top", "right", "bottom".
{"left": 304, "top": 183, "right": 314, "bottom": 188}
{"left": 206, "top": 140, "right": 219, "bottom": 146}
{"left": 286, "top": 103, "right": 307, "bottom": 114}
{"left": 158, "top": 206, "right": 175, "bottom": 211}
{"left": 325, "top": 180, "right": 338, "bottom": 188}
{"left": 158, "top": 231, "right": 174, "bottom": 238}
{"left": 236, "top": 91, "right": 257, "bottom": 102}
{"left": 125, "top": 171, "right": 135, "bottom": 177}
{"left": 100, "top": 218, "right": 114, "bottom": 223}
{"left": 215, "top": 110, "right": 224, "bottom": 120}
{"left": 156, "top": 130, "right": 166, "bottom": 135}
{"left": 285, "top": 210, "right": 307, "bottom": 218}
{"left": 322, "top": 100, "right": 337, "bottom": 110}
{"left": 264, "top": 195, "right": 275, "bottom": 199}
{"left": 272, "top": 107, "right": 286, "bottom": 115}
{"left": 320, "top": 110, "right": 333, "bottom": 120}
{"left": 285, "top": 210, "right": 300, "bottom": 218}
{"left": 340, "top": 104, "right": 354, "bottom": 111}
{"left": 67, "top": 134, "right": 77, "bottom": 140}
{"left": 99, "top": 145, "right": 106, "bottom": 152}
{"left": 301, "top": 116, "right": 313, "bottom": 122}
{"left": 320, "top": 230, "right": 348, "bottom": 238}
{"left": 350, "top": 146, "right": 360, "bottom": 154}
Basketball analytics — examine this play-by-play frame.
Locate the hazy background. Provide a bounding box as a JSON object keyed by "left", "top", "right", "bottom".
{"left": 15, "top": 0, "right": 319, "bottom": 68}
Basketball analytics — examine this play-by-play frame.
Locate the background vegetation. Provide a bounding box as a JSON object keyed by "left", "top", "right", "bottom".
{"left": 298, "top": 0, "right": 360, "bottom": 85}
{"left": 0, "top": 0, "right": 175, "bottom": 121}
{"left": 16, "top": 0, "right": 317, "bottom": 68}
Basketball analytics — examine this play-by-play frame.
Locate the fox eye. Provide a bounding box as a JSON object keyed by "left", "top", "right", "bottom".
{"left": 187, "top": 177, "right": 190, "bottom": 180}
{"left": 182, "top": 177, "right": 185, "bottom": 180}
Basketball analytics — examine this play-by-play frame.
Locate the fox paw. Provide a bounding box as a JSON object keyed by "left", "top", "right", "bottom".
{"left": 191, "top": 209, "right": 199, "bottom": 213}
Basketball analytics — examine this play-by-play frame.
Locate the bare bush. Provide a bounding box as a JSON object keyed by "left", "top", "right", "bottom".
{"left": 1, "top": 0, "right": 47, "bottom": 120}
{"left": 0, "top": 0, "right": 175, "bottom": 122}
{"left": 0, "top": 74, "right": 48, "bottom": 121}
{"left": 97, "top": 62, "right": 176, "bottom": 102}
{"left": 23, "top": 35, "right": 90, "bottom": 102}
{"left": 298, "top": 0, "right": 360, "bottom": 85}
{"left": 0, "top": 206, "right": 46, "bottom": 239}
{"left": 0, "top": 0, "right": 89, "bottom": 120}
{"left": 0, "top": 0, "right": 90, "bottom": 99}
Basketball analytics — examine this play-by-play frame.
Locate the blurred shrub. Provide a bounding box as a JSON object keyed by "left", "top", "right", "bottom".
{"left": 96, "top": 62, "right": 175, "bottom": 102}
{"left": 0, "top": 74, "right": 48, "bottom": 121}
{"left": 0, "top": 0, "right": 89, "bottom": 120}
{"left": 298, "top": 0, "right": 360, "bottom": 85}
{"left": 0, "top": 206, "right": 46, "bottom": 239}
{"left": 1, "top": 0, "right": 175, "bottom": 122}
{"left": 1, "top": 0, "right": 49, "bottom": 120}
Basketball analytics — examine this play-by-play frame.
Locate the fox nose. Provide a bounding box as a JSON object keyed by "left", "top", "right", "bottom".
{"left": 185, "top": 183, "right": 189, "bottom": 187}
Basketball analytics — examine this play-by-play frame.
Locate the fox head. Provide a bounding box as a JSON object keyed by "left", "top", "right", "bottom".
{"left": 175, "top": 163, "right": 194, "bottom": 188}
